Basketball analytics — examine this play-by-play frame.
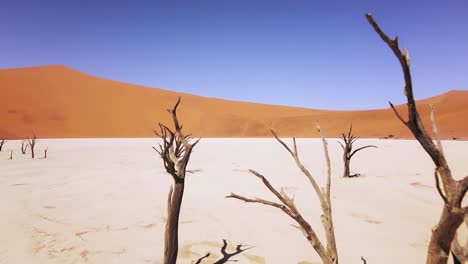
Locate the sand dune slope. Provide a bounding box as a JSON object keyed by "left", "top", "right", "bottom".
{"left": 1, "top": 65, "right": 467, "bottom": 139}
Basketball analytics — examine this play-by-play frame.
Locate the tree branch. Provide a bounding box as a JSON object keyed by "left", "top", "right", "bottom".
{"left": 350, "top": 145, "right": 378, "bottom": 158}
{"left": 429, "top": 104, "right": 444, "bottom": 155}
{"left": 194, "top": 253, "right": 210, "bottom": 264}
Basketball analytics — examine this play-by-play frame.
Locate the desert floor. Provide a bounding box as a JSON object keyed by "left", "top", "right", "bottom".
{"left": 0, "top": 138, "right": 466, "bottom": 264}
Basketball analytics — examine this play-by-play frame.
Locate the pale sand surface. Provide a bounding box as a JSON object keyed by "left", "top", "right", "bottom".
{"left": 0, "top": 138, "right": 466, "bottom": 263}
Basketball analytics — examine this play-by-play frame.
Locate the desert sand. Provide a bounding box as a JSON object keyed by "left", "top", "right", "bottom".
{"left": 1, "top": 138, "right": 466, "bottom": 263}
{"left": 1, "top": 65, "right": 467, "bottom": 140}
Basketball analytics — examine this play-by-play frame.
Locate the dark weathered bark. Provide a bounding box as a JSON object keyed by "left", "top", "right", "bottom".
{"left": 343, "top": 158, "right": 350, "bottom": 178}
{"left": 366, "top": 13, "right": 468, "bottom": 264}
{"left": 213, "top": 239, "right": 253, "bottom": 264}
{"left": 227, "top": 123, "right": 338, "bottom": 264}
{"left": 27, "top": 134, "right": 38, "bottom": 159}
{"left": 339, "top": 125, "right": 377, "bottom": 178}
{"left": 154, "top": 97, "right": 200, "bottom": 264}
{"left": 0, "top": 139, "right": 6, "bottom": 152}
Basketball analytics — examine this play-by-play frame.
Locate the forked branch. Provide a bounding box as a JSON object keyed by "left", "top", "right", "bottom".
{"left": 227, "top": 124, "right": 338, "bottom": 264}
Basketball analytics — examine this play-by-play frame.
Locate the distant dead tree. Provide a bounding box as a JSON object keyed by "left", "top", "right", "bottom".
{"left": 27, "top": 134, "right": 38, "bottom": 159}
{"left": 153, "top": 97, "right": 200, "bottom": 264}
{"left": 9, "top": 150, "right": 13, "bottom": 160}
{"left": 44, "top": 147, "right": 48, "bottom": 159}
{"left": 339, "top": 125, "right": 377, "bottom": 177}
{"left": 21, "top": 140, "right": 28, "bottom": 154}
{"left": 367, "top": 13, "right": 467, "bottom": 264}
{"left": 195, "top": 239, "right": 253, "bottom": 264}
{"left": 0, "top": 139, "right": 6, "bottom": 152}
{"left": 227, "top": 123, "right": 339, "bottom": 264}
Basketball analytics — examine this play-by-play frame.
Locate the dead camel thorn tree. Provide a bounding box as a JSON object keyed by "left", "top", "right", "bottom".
{"left": 21, "top": 140, "right": 28, "bottom": 154}
{"left": 0, "top": 139, "right": 6, "bottom": 152}
{"left": 44, "top": 147, "right": 48, "bottom": 159}
{"left": 153, "top": 97, "right": 200, "bottom": 264}
{"left": 366, "top": 13, "right": 468, "bottom": 264}
{"left": 27, "top": 134, "right": 38, "bottom": 159}
{"left": 339, "top": 125, "right": 377, "bottom": 178}
{"left": 227, "top": 123, "right": 339, "bottom": 264}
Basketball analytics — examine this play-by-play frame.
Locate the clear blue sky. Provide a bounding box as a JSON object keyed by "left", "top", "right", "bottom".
{"left": 1, "top": 0, "right": 467, "bottom": 110}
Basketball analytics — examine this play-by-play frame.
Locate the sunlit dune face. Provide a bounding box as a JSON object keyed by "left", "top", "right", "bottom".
{"left": 1, "top": 65, "right": 467, "bottom": 139}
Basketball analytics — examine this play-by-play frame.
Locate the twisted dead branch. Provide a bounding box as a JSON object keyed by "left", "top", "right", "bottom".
{"left": 226, "top": 123, "right": 338, "bottom": 264}
{"left": 366, "top": 13, "right": 467, "bottom": 264}
{"left": 194, "top": 239, "right": 253, "bottom": 264}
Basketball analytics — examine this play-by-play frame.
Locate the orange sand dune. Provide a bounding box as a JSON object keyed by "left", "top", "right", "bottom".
{"left": 1, "top": 65, "right": 467, "bottom": 139}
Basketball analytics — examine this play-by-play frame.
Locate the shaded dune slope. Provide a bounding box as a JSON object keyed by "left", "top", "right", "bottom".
{"left": 1, "top": 65, "right": 466, "bottom": 139}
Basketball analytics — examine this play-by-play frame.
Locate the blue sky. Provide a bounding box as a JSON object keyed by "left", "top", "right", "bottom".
{"left": 1, "top": 0, "right": 467, "bottom": 110}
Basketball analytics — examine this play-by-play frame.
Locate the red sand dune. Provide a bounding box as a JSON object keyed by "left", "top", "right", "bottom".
{"left": 1, "top": 65, "right": 467, "bottom": 139}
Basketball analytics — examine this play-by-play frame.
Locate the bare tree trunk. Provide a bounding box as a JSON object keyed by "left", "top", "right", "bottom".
{"left": 10, "top": 150, "right": 13, "bottom": 160}
{"left": 44, "top": 147, "right": 48, "bottom": 159}
{"left": 164, "top": 182, "right": 185, "bottom": 264}
{"left": 21, "top": 140, "right": 28, "bottom": 154}
{"left": 427, "top": 206, "right": 465, "bottom": 264}
{"left": 0, "top": 139, "right": 6, "bottom": 152}
{"left": 343, "top": 156, "right": 350, "bottom": 178}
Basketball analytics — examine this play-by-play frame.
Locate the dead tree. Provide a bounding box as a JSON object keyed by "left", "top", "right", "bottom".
{"left": 339, "top": 125, "right": 377, "bottom": 177}
{"left": 366, "top": 13, "right": 467, "bottom": 264}
{"left": 154, "top": 97, "right": 200, "bottom": 264}
{"left": 21, "top": 140, "right": 28, "bottom": 154}
{"left": 44, "top": 147, "right": 48, "bottom": 159}
{"left": 227, "top": 123, "right": 338, "bottom": 264}
{"left": 27, "top": 134, "right": 38, "bottom": 159}
{"left": 9, "top": 150, "right": 13, "bottom": 160}
{"left": 0, "top": 139, "right": 6, "bottom": 151}
{"left": 195, "top": 239, "right": 253, "bottom": 264}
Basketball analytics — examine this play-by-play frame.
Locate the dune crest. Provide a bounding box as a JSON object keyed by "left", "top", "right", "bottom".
{"left": 1, "top": 65, "right": 466, "bottom": 139}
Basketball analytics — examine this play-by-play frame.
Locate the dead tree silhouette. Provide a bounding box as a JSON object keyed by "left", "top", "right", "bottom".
{"left": 366, "top": 12, "right": 467, "bottom": 264}
{"left": 339, "top": 125, "right": 377, "bottom": 177}
{"left": 194, "top": 239, "right": 253, "bottom": 264}
{"left": 21, "top": 140, "right": 28, "bottom": 154}
{"left": 27, "top": 134, "right": 38, "bottom": 159}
